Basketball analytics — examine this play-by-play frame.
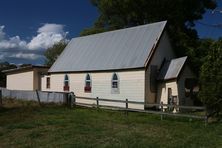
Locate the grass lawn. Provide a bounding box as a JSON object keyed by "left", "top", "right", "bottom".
{"left": 0, "top": 99, "right": 222, "bottom": 148}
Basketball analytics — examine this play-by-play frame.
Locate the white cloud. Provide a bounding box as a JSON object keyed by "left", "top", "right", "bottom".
{"left": 38, "top": 23, "right": 65, "bottom": 34}
{"left": 0, "top": 23, "right": 68, "bottom": 63}
{"left": 0, "top": 36, "right": 27, "bottom": 49}
{"left": 0, "top": 23, "right": 68, "bottom": 51}
{"left": 0, "top": 25, "right": 27, "bottom": 49}
{"left": 27, "top": 23, "right": 68, "bottom": 50}
{"left": 9, "top": 53, "right": 43, "bottom": 60}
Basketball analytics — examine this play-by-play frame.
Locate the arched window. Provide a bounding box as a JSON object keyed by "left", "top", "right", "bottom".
{"left": 63, "top": 74, "right": 69, "bottom": 91}
{"left": 111, "top": 73, "right": 119, "bottom": 93}
{"left": 84, "top": 73, "right": 91, "bottom": 93}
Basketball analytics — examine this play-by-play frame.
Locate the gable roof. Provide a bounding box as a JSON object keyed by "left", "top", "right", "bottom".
{"left": 157, "top": 56, "right": 187, "bottom": 81}
{"left": 49, "top": 21, "right": 167, "bottom": 73}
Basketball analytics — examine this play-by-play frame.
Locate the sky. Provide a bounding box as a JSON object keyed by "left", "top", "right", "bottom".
{"left": 0, "top": 0, "right": 222, "bottom": 65}
{"left": 195, "top": 0, "right": 222, "bottom": 38}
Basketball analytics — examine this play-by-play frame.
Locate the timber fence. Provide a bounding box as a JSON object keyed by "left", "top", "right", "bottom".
{"left": 0, "top": 88, "right": 207, "bottom": 124}
{"left": 68, "top": 93, "right": 208, "bottom": 125}
{"left": 0, "top": 87, "right": 67, "bottom": 103}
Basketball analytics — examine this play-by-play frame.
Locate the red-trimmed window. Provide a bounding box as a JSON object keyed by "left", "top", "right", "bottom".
{"left": 63, "top": 74, "right": 69, "bottom": 91}
{"left": 84, "top": 73, "right": 91, "bottom": 93}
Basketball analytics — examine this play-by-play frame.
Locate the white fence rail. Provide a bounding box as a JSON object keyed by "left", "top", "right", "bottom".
{"left": 0, "top": 87, "right": 66, "bottom": 103}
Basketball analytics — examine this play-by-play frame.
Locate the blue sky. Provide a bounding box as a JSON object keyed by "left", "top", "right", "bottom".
{"left": 195, "top": 0, "right": 222, "bottom": 38}
{"left": 0, "top": 0, "right": 221, "bottom": 65}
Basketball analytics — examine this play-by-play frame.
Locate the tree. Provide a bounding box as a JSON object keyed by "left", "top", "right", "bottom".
{"left": 80, "top": 0, "right": 216, "bottom": 74}
{"left": 188, "top": 38, "right": 214, "bottom": 76}
{"left": 44, "top": 41, "right": 68, "bottom": 66}
{"left": 199, "top": 39, "right": 222, "bottom": 117}
{"left": 0, "top": 62, "right": 17, "bottom": 87}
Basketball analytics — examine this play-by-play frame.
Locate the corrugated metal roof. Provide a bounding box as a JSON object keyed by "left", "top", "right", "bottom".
{"left": 157, "top": 56, "right": 187, "bottom": 80}
{"left": 49, "top": 21, "right": 167, "bottom": 73}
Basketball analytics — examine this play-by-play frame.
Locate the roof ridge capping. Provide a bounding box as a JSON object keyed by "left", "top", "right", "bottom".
{"left": 71, "top": 20, "right": 167, "bottom": 40}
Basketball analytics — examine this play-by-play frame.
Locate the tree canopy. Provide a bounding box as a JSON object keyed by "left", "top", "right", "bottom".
{"left": 188, "top": 38, "right": 215, "bottom": 75}
{"left": 0, "top": 62, "right": 17, "bottom": 87}
{"left": 199, "top": 39, "right": 222, "bottom": 117}
{"left": 44, "top": 41, "right": 68, "bottom": 66}
{"left": 82, "top": 0, "right": 216, "bottom": 34}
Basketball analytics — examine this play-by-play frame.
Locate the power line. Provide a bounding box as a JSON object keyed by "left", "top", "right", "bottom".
{"left": 196, "top": 21, "right": 222, "bottom": 29}
{"left": 196, "top": 7, "right": 222, "bottom": 29}
{"left": 212, "top": 9, "right": 222, "bottom": 14}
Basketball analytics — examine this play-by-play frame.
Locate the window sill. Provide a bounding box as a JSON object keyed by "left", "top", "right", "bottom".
{"left": 111, "top": 88, "right": 120, "bottom": 94}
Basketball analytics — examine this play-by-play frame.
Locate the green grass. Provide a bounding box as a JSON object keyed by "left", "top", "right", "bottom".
{"left": 0, "top": 99, "right": 222, "bottom": 148}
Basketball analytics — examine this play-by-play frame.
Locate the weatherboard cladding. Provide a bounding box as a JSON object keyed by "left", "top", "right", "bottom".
{"left": 49, "top": 21, "right": 167, "bottom": 73}
{"left": 157, "top": 56, "right": 187, "bottom": 80}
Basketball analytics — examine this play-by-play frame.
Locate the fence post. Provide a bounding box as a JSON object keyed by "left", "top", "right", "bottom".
{"left": 69, "top": 92, "right": 75, "bottom": 108}
{"left": 160, "top": 101, "right": 163, "bottom": 120}
{"left": 125, "top": 99, "right": 128, "bottom": 116}
{"left": 64, "top": 93, "right": 68, "bottom": 105}
{"left": 73, "top": 93, "right": 76, "bottom": 108}
{"left": 96, "top": 97, "right": 99, "bottom": 108}
{"left": 0, "top": 90, "right": 2, "bottom": 107}
{"left": 35, "top": 90, "right": 41, "bottom": 106}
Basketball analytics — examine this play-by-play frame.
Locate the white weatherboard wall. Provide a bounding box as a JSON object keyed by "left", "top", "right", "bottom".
{"left": 157, "top": 80, "right": 178, "bottom": 104}
{"left": 157, "top": 66, "right": 195, "bottom": 106}
{"left": 42, "top": 70, "right": 145, "bottom": 109}
{"left": 145, "top": 31, "right": 175, "bottom": 104}
{"left": 7, "top": 71, "right": 34, "bottom": 91}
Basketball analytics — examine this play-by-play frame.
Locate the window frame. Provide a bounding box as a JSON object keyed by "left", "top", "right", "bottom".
{"left": 84, "top": 73, "right": 91, "bottom": 93}
{"left": 184, "top": 78, "right": 198, "bottom": 97}
{"left": 63, "top": 74, "right": 70, "bottom": 91}
{"left": 46, "top": 77, "right": 50, "bottom": 89}
{"left": 111, "top": 73, "right": 120, "bottom": 94}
